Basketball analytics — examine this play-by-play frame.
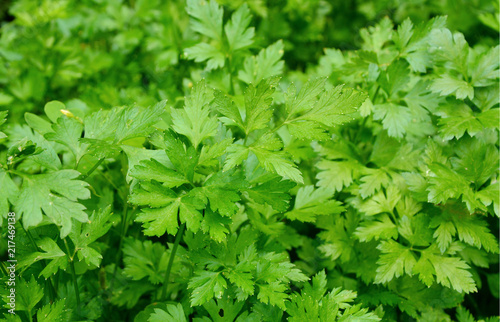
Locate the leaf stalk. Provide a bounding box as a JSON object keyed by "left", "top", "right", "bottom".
{"left": 160, "top": 222, "right": 186, "bottom": 301}
{"left": 64, "top": 238, "right": 81, "bottom": 306}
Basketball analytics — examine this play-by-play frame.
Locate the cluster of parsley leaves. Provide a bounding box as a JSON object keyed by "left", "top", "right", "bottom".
{"left": 0, "top": 0, "right": 499, "bottom": 321}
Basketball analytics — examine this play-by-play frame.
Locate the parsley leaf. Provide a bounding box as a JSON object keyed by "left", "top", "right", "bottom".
{"left": 69, "top": 206, "right": 114, "bottom": 267}
{"left": 285, "top": 186, "right": 344, "bottom": 222}
{"left": 192, "top": 169, "right": 246, "bottom": 217}
{"left": 148, "top": 304, "right": 187, "bottom": 322}
{"left": 123, "top": 238, "right": 170, "bottom": 284}
{"left": 239, "top": 41, "right": 284, "bottom": 84}
{"left": 413, "top": 245, "right": 477, "bottom": 293}
{"left": 17, "top": 237, "right": 67, "bottom": 278}
{"left": 0, "top": 110, "right": 8, "bottom": 139}
{"left": 287, "top": 271, "right": 381, "bottom": 321}
{"left": 37, "top": 300, "right": 71, "bottom": 322}
{"left": 375, "top": 240, "right": 416, "bottom": 284}
{"left": 186, "top": 0, "right": 223, "bottom": 42}
{"left": 188, "top": 271, "right": 228, "bottom": 306}
{"left": 130, "top": 181, "right": 197, "bottom": 236}
{"left": 224, "top": 4, "right": 254, "bottom": 52}
{"left": 245, "top": 177, "right": 296, "bottom": 212}
{"left": 0, "top": 169, "right": 18, "bottom": 225}
{"left": 16, "top": 170, "right": 91, "bottom": 237}
{"left": 244, "top": 77, "right": 279, "bottom": 134}
{"left": 171, "top": 80, "right": 218, "bottom": 148}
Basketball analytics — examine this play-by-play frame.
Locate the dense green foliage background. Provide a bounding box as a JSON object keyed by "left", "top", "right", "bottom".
{"left": 0, "top": 0, "right": 499, "bottom": 321}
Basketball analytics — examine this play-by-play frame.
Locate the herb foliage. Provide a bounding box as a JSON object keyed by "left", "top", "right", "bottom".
{"left": 0, "top": 0, "right": 498, "bottom": 321}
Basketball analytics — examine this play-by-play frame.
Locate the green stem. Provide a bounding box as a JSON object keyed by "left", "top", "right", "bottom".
{"left": 0, "top": 262, "right": 7, "bottom": 276}
{"left": 23, "top": 226, "right": 38, "bottom": 251}
{"left": 160, "top": 222, "right": 186, "bottom": 301}
{"left": 227, "top": 56, "right": 235, "bottom": 95}
{"left": 265, "top": 112, "right": 297, "bottom": 138}
{"left": 7, "top": 169, "right": 28, "bottom": 178}
{"left": 268, "top": 118, "right": 291, "bottom": 136}
{"left": 22, "top": 226, "right": 57, "bottom": 302}
{"left": 353, "top": 117, "right": 368, "bottom": 144}
{"left": 110, "top": 205, "right": 135, "bottom": 289}
{"left": 114, "top": 204, "right": 129, "bottom": 267}
{"left": 64, "top": 239, "right": 80, "bottom": 306}
{"left": 170, "top": 14, "right": 182, "bottom": 51}
{"left": 80, "top": 158, "right": 105, "bottom": 180}
{"left": 371, "top": 85, "right": 380, "bottom": 103}
{"left": 101, "top": 171, "right": 121, "bottom": 193}
{"left": 75, "top": 154, "right": 83, "bottom": 170}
